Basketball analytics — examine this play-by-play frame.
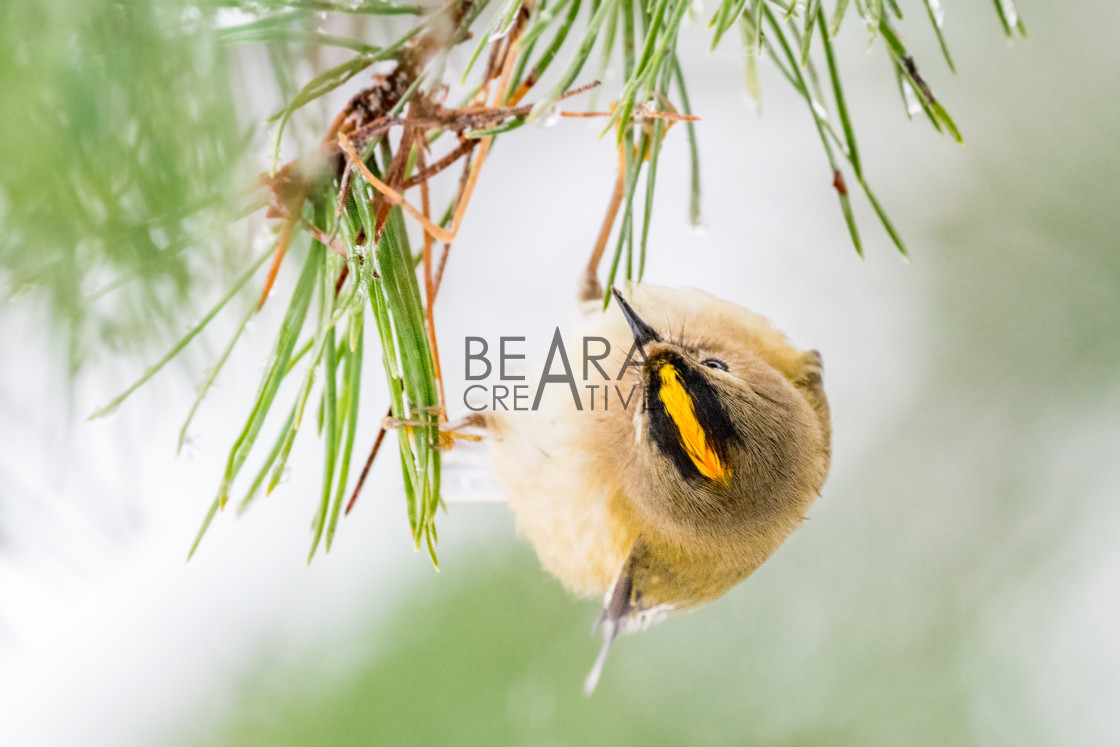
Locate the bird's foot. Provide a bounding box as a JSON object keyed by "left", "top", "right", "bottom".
{"left": 382, "top": 410, "right": 486, "bottom": 450}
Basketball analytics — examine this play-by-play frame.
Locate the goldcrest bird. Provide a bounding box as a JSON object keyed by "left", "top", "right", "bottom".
{"left": 476, "top": 280, "right": 831, "bottom": 692}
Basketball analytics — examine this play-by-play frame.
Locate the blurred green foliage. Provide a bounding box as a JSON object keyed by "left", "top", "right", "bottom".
{"left": 0, "top": 1, "right": 244, "bottom": 367}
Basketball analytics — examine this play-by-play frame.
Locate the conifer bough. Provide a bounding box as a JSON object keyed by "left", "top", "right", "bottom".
{"left": 90, "top": 0, "right": 1025, "bottom": 564}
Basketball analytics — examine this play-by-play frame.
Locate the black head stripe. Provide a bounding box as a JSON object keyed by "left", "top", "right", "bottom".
{"left": 644, "top": 353, "right": 738, "bottom": 481}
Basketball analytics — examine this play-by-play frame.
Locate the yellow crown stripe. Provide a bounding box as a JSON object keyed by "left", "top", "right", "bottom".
{"left": 657, "top": 365, "right": 730, "bottom": 481}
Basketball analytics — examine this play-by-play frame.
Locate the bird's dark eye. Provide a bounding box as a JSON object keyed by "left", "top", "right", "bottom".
{"left": 702, "top": 358, "right": 728, "bottom": 371}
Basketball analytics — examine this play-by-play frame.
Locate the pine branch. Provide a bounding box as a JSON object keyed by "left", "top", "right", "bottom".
{"left": 0, "top": 0, "right": 1024, "bottom": 563}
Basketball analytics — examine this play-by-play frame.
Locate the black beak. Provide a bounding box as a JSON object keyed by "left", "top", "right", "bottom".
{"left": 610, "top": 286, "right": 661, "bottom": 346}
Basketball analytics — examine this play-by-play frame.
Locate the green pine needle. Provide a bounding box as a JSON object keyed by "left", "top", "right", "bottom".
{"left": 29, "top": 0, "right": 1022, "bottom": 565}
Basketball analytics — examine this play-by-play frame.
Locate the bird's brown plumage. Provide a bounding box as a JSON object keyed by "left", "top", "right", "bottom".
{"left": 482, "top": 282, "right": 830, "bottom": 640}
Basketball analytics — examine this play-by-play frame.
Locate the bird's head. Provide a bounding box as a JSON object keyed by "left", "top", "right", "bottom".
{"left": 609, "top": 285, "right": 829, "bottom": 548}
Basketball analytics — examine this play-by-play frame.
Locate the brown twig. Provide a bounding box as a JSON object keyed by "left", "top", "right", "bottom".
{"left": 334, "top": 161, "right": 355, "bottom": 218}
{"left": 334, "top": 265, "right": 350, "bottom": 298}
{"left": 440, "top": 36, "right": 522, "bottom": 244}
{"left": 299, "top": 218, "right": 348, "bottom": 258}
{"left": 416, "top": 144, "right": 448, "bottom": 424}
{"left": 341, "top": 82, "right": 601, "bottom": 244}
{"left": 585, "top": 144, "right": 628, "bottom": 293}
{"left": 345, "top": 410, "right": 390, "bottom": 516}
{"left": 338, "top": 133, "right": 457, "bottom": 243}
{"left": 257, "top": 213, "right": 298, "bottom": 311}
{"left": 401, "top": 138, "right": 479, "bottom": 190}
{"left": 322, "top": 80, "right": 601, "bottom": 162}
